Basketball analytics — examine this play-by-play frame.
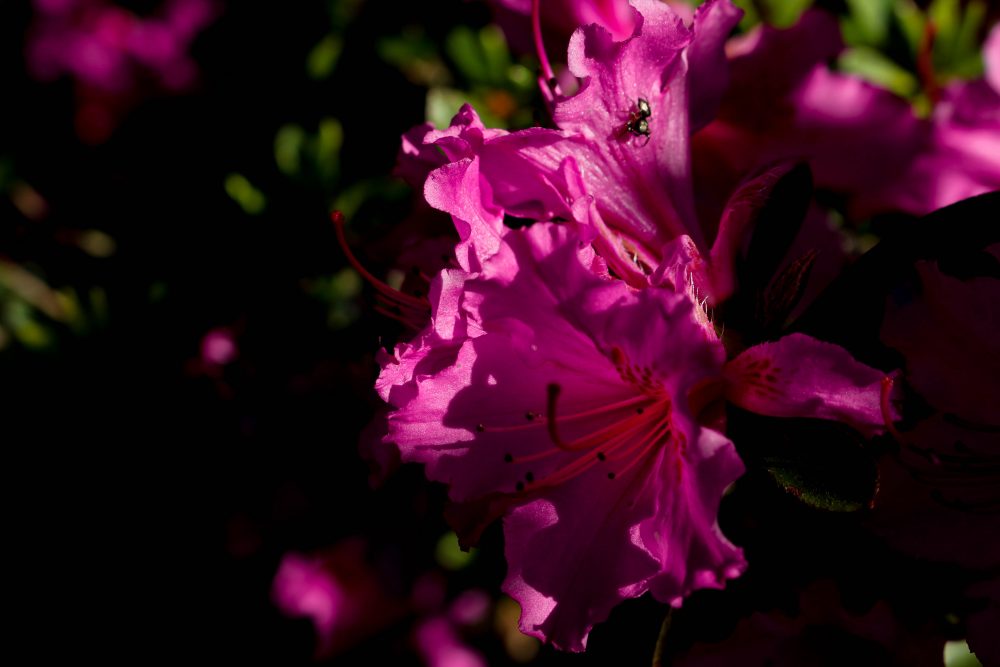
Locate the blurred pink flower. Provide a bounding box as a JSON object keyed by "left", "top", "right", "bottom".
{"left": 415, "top": 617, "right": 487, "bottom": 667}
{"left": 200, "top": 327, "right": 237, "bottom": 367}
{"left": 693, "top": 11, "right": 1000, "bottom": 219}
{"left": 26, "top": 0, "right": 217, "bottom": 142}
{"left": 271, "top": 540, "right": 405, "bottom": 659}
{"left": 856, "top": 24, "right": 1000, "bottom": 216}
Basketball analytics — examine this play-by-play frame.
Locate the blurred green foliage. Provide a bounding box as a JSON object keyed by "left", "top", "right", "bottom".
{"left": 839, "top": 0, "right": 989, "bottom": 111}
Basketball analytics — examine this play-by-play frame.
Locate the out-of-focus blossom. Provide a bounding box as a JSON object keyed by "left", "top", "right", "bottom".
{"left": 200, "top": 327, "right": 237, "bottom": 367}
{"left": 271, "top": 540, "right": 405, "bottom": 659}
{"left": 693, "top": 11, "right": 1000, "bottom": 220}
{"left": 855, "top": 24, "right": 1000, "bottom": 217}
{"left": 26, "top": 0, "right": 218, "bottom": 142}
{"left": 415, "top": 617, "right": 488, "bottom": 667}
{"left": 674, "top": 581, "right": 948, "bottom": 667}
{"left": 376, "top": 222, "right": 894, "bottom": 650}
{"left": 692, "top": 11, "right": 924, "bottom": 217}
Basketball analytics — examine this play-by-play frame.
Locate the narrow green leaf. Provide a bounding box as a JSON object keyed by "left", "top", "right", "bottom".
{"left": 479, "top": 24, "right": 512, "bottom": 86}
{"left": 307, "top": 34, "right": 343, "bottom": 80}
{"left": 839, "top": 47, "right": 920, "bottom": 98}
{"left": 224, "top": 173, "right": 267, "bottom": 215}
{"left": 274, "top": 124, "right": 306, "bottom": 176}
{"left": 446, "top": 26, "right": 490, "bottom": 83}
{"left": 844, "top": 0, "right": 892, "bottom": 46}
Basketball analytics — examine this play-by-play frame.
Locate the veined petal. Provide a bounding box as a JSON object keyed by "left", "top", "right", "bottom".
{"left": 723, "top": 333, "right": 890, "bottom": 437}
{"left": 552, "top": 0, "right": 701, "bottom": 250}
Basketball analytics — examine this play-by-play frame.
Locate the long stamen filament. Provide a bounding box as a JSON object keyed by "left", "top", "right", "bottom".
{"left": 331, "top": 211, "right": 429, "bottom": 310}
{"left": 531, "top": 0, "right": 559, "bottom": 96}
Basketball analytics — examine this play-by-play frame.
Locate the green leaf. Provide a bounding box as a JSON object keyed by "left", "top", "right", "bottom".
{"left": 378, "top": 31, "right": 450, "bottom": 86}
{"left": 446, "top": 26, "right": 490, "bottom": 84}
{"left": 940, "top": 0, "right": 986, "bottom": 79}
{"left": 479, "top": 24, "right": 512, "bottom": 85}
{"left": 306, "top": 34, "right": 343, "bottom": 80}
{"left": 929, "top": 0, "right": 961, "bottom": 66}
{"left": 944, "top": 640, "right": 983, "bottom": 667}
{"left": 843, "top": 0, "right": 892, "bottom": 46}
{"left": 314, "top": 117, "right": 343, "bottom": 184}
{"left": 224, "top": 173, "right": 267, "bottom": 215}
{"left": 426, "top": 88, "right": 505, "bottom": 129}
{"left": 745, "top": 417, "right": 878, "bottom": 512}
{"left": 730, "top": 0, "right": 761, "bottom": 31}
{"left": 838, "top": 47, "right": 920, "bottom": 98}
{"left": 435, "top": 531, "right": 476, "bottom": 570}
{"left": 892, "top": 1, "right": 927, "bottom": 56}
{"left": 757, "top": 0, "right": 812, "bottom": 29}
{"left": 953, "top": 1, "right": 986, "bottom": 62}
{"left": 274, "top": 124, "right": 306, "bottom": 176}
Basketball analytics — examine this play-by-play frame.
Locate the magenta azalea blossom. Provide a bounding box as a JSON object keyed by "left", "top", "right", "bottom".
{"left": 377, "top": 222, "right": 893, "bottom": 650}
{"left": 400, "top": 0, "right": 789, "bottom": 302}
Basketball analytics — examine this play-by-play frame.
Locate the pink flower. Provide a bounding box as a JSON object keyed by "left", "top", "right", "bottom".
{"left": 271, "top": 540, "right": 405, "bottom": 659}
{"left": 693, "top": 11, "right": 1000, "bottom": 219}
{"left": 200, "top": 328, "right": 238, "bottom": 367}
{"left": 400, "top": 1, "right": 788, "bottom": 302}
{"left": 414, "top": 617, "right": 488, "bottom": 667}
{"left": 490, "top": 0, "right": 637, "bottom": 45}
{"left": 378, "top": 222, "right": 893, "bottom": 650}
{"left": 855, "top": 24, "right": 1000, "bottom": 216}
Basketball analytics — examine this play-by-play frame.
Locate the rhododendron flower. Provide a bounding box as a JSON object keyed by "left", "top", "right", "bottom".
{"left": 376, "top": 222, "right": 893, "bottom": 650}
{"left": 399, "top": 1, "right": 794, "bottom": 302}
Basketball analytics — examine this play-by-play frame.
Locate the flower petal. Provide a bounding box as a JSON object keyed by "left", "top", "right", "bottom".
{"left": 723, "top": 333, "right": 890, "bottom": 436}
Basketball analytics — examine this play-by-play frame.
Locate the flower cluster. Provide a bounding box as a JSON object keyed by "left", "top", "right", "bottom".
{"left": 355, "top": 0, "right": 999, "bottom": 656}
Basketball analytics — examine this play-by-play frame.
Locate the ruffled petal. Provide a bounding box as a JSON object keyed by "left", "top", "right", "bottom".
{"left": 384, "top": 223, "right": 744, "bottom": 650}
{"left": 424, "top": 157, "right": 505, "bottom": 272}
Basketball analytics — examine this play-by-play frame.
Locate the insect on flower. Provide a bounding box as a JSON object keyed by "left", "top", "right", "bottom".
{"left": 623, "top": 97, "right": 652, "bottom": 145}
